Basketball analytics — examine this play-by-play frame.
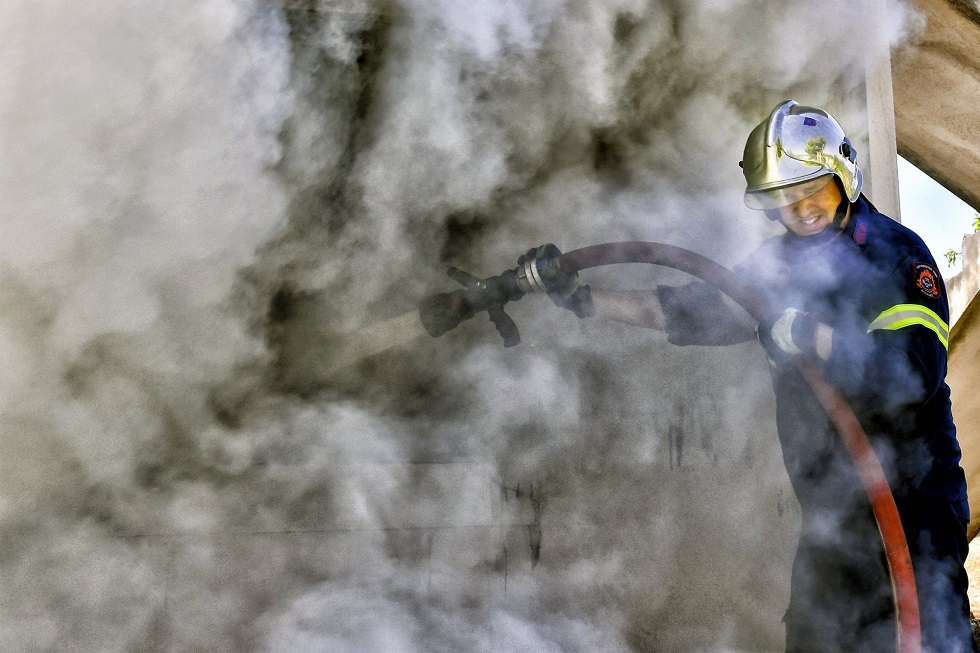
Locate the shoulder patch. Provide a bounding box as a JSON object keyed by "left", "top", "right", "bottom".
{"left": 853, "top": 218, "right": 869, "bottom": 245}
{"left": 913, "top": 261, "right": 941, "bottom": 299}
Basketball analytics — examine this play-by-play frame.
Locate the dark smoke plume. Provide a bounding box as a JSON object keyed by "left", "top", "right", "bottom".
{"left": 0, "top": 1, "right": 921, "bottom": 651}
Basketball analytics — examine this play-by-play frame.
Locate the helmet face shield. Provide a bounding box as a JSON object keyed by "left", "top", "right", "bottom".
{"left": 744, "top": 174, "right": 833, "bottom": 210}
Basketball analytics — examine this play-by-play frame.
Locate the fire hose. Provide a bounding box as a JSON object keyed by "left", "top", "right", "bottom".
{"left": 418, "top": 241, "right": 920, "bottom": 653}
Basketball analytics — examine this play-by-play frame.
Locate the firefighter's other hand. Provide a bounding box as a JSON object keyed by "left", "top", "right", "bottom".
{"left": 757, "top": 308, "right": 819, "bottom": 364}
{"left": 518, "top": 244, "right": 595, "bottom": 318}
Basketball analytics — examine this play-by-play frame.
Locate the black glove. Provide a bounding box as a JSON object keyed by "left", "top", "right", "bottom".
{"left": 518, "top": 244, "right": 595, "bottom": 318}
{"left": 757, "top": 308, "right": 819, "bottom": 364}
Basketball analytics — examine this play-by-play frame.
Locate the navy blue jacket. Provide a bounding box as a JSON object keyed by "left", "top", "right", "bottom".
{"left": 659, "top": 196, "right": 968, "bottom": 519}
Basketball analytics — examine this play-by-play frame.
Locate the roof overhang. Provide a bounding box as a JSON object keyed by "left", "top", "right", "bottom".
{"left": 892, "top": 0, "right": 980, "bottom": 213}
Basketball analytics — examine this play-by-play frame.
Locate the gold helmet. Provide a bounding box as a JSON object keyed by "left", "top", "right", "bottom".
{"left": 741, "top": 100, "right": 863, "bottom": 210}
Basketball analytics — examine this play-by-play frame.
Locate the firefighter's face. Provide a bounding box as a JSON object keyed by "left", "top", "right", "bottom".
{"left": 777, "top": 177, "right": 844, "bottom": 236}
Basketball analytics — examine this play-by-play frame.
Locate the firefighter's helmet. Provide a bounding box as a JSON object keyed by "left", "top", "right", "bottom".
{"left": 741, "top": 100, "right": 863, "bottom": 210}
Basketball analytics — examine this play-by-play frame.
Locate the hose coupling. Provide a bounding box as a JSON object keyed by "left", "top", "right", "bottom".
{"left": 516, "top": 256, "right": 551, "bottom": 294}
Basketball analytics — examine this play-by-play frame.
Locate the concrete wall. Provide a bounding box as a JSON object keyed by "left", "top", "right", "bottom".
{"left": 948, "top": 233, "right": 980, "bottom": 538}
{"left": 950, "top": 233, "right": 980, "bottom": 327}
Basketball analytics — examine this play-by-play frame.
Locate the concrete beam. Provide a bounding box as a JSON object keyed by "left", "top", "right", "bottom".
{"left": 893, "top": 0, "right": 980, "bottom": 213}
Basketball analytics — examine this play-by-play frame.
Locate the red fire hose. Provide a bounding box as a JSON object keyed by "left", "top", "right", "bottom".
{"left": 559, "top": 242, "right": 920, "bottom": 653}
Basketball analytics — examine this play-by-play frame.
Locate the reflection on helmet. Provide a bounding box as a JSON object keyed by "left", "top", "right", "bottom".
{"left": 741, "top": 100, "right": 863, "bottom": 210}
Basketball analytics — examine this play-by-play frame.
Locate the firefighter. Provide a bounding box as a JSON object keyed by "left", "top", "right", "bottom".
{"left": 521, "top": 100, "right": 978, "bottom": 652}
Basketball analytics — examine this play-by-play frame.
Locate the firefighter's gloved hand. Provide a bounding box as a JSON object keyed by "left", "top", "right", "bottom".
{"left": 518, "top": 245, "right": 595, "bottom": 318}
{"left": 757, "top": 308, "right": 819, "bottom": 364}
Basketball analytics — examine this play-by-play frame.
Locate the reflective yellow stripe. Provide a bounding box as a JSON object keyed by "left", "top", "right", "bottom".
{"left": 867, "top": 303, "right": 949, "bottom": 349}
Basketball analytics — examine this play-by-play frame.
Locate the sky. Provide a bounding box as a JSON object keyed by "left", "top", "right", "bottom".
{"left": 897, "top": 155, "right": 979, "bottom": 280}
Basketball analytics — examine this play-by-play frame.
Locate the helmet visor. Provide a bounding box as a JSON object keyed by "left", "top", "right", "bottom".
{"left": 744, "top": 174, "right": 833, "bottom": 210}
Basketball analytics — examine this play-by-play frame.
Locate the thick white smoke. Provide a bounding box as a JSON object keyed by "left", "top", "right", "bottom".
{"left": 0, "top": 1, "right": 922, "bottom": 651}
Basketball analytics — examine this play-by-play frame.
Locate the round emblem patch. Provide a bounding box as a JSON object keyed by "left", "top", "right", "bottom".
{"left": 913, "top": 262, "right": 941, "bottom": 299}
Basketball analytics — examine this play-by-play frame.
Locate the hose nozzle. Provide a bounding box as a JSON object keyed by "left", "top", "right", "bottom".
{"left": 418, "top": 266, "right": 526, "bottom": 347}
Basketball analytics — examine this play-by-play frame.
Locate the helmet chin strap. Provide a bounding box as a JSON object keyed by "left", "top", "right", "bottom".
{"left": 830, "top": 176, "right": 851, "bottom": 232}
{"left": 831, "top": 195, "right": 851, "bottom": 232}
